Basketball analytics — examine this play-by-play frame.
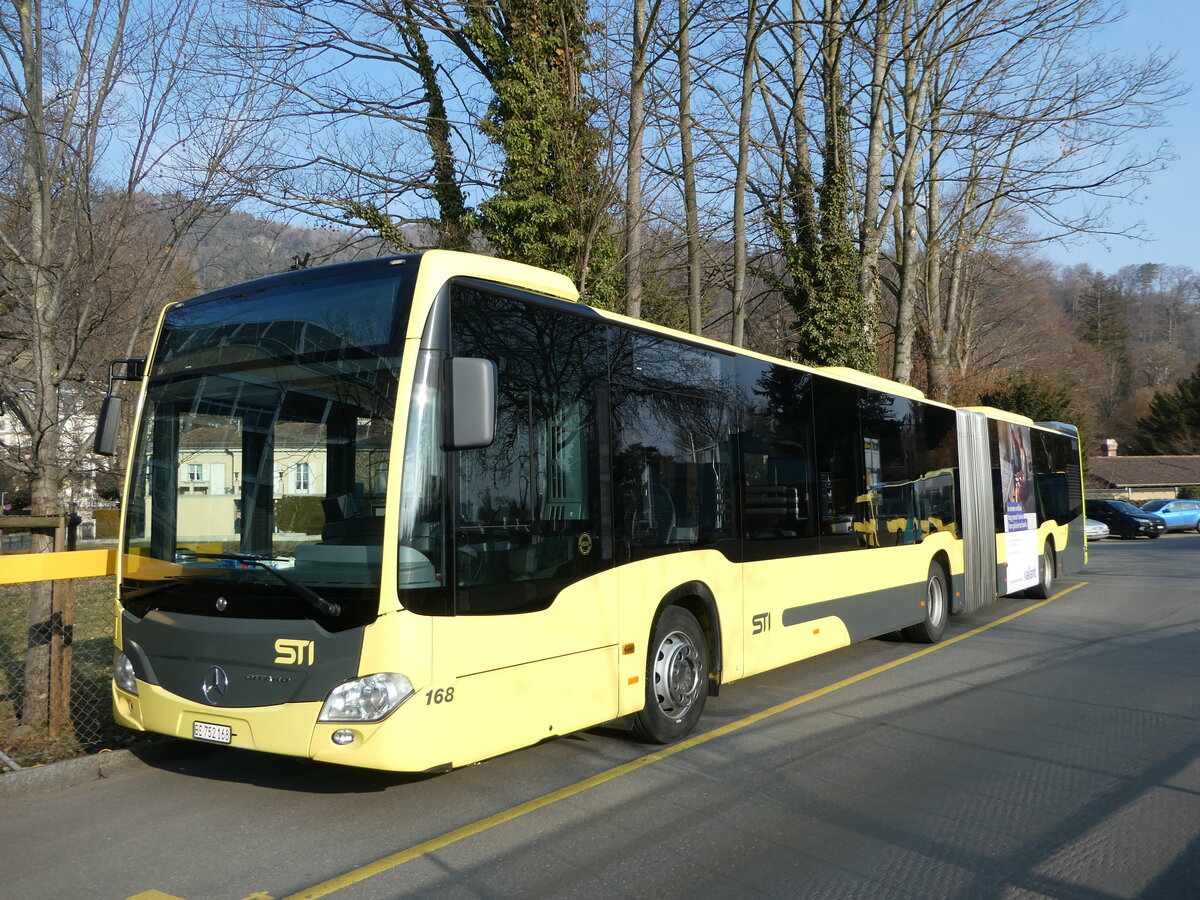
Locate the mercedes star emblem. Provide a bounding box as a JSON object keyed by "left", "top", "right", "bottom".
{"left": 202, "top": 665, "right": 229, "bottom": 705}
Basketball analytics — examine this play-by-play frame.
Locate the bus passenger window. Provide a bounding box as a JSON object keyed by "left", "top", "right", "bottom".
{"left": 448, "top": 283, "right": 606, "bottom": 614}
{"left": 612, "top": 389, "right": 732, "bottom": 560}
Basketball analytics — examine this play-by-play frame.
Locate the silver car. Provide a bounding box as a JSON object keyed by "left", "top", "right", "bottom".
{"left": 1085, "top": 518, "right": 1109, "bottom": 541}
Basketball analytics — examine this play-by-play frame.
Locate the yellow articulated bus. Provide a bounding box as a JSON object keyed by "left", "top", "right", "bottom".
{"left": 96, "top": 250, "right": 1085, "bottom": 772}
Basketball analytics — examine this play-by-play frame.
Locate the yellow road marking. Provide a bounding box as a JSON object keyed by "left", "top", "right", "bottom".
{"left": 127, "top": 891, "right": 273, "bottom": 899}
{"left": 281, "top": 582, "right": 1086, "bottom": 900}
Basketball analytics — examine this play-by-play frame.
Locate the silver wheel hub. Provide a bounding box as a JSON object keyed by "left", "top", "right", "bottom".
{"left": 927, "top": 576, "right": 946, "bottom": 629}
{"left": 652, "top": 630, "right": 702, "bottom": 717}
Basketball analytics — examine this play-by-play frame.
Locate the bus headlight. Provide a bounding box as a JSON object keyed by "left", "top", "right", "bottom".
{"left": 318, "top": 673, "right": 414, "bottom": 723}
{"left": 114, "top": 651, "right": 138, "bottom": 695}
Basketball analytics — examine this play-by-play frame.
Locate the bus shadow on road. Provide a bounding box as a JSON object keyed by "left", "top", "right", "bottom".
{"left": 133, "top": 741, "right": 440, "bottom": 794}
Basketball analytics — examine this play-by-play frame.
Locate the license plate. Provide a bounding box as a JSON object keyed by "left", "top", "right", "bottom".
{"left": 192, "top": 721, "right": 232, "bottom": 744}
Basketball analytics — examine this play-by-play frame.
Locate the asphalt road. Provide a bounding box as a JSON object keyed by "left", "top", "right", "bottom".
{"left": 3, "top": 533, "right": 1198, "bottom": 900}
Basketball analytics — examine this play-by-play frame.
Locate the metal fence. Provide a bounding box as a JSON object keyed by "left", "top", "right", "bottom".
{"left": 0, "top": 517, "right": 130, "bottom": 771}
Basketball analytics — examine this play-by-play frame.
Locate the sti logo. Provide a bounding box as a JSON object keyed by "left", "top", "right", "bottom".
{"left": 752, "top": 612, "right": 770, "bottom": 635}
{"left": 274, "top": 639, "right": 315, "bottom": 666}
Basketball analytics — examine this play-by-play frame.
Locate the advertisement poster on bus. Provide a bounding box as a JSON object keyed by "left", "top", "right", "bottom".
{"left": 998, "top": 421, "right": 1038, "bottom": 592}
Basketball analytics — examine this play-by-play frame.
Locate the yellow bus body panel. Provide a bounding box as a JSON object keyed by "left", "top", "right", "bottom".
{"left": 429, "top": 572, "right": 620, "bottom": 765}
{"left": 615, "top": 551, "right": 743, "bottom": 714}
{"left": 740, "top": 532, "right": 960, "bottom": 678}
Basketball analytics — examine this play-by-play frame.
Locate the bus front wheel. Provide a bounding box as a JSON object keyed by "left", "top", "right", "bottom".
{"left": 632, "top": 607, "right": 708, "bottom": 743}
{"left": 902, "top": 562, "right": 948, "bottom": 644}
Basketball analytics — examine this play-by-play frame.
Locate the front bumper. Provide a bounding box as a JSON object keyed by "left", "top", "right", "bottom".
{"left": 112, "top": 680, "right": 449, "bottom": 772}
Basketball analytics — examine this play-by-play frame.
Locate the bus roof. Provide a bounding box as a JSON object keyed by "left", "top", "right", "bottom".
{"left": 419, "top": 250, "right": 580, "bottom": 303}
{"left": 963, "top": 406, "right": 1037, "bottom": 426}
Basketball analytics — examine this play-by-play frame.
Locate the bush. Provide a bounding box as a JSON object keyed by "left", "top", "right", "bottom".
{"left": 94, "top": 508, "right": 120, "bottom": 539}
{"left": 275, "top": 496, "right": 325, "bottom": 535}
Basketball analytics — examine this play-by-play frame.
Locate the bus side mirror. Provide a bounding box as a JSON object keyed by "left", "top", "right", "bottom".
{"left": 92, "top": 358, "right": 146, "bottom": 457}
{"left": 444, "top": 357, "right": 497, "bottom": 451}
{"left": 94, "top": 395, "right": 122, "bottom": 456}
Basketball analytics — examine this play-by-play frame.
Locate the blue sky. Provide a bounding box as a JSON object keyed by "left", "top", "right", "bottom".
{"left": 1041, "top": 1, "right": 1199, "bottom": 274}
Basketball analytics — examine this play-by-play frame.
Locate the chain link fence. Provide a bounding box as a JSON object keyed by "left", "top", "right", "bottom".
{"left": 1, "top": 573, "right": 140, "bottom": 772}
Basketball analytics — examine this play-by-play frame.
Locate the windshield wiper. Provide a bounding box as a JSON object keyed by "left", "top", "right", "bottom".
{"left": 182, "top": 552, "right": 342, "bottom": 617}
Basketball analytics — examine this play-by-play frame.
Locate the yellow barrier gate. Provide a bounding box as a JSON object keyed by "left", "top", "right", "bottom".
{"left": 1, "top": 516, "right": 117, "bottom": 755}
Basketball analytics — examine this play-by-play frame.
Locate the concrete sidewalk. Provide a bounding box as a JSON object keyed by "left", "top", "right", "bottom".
{"left": 0, "top": 740, "right": 209, "bottom": 798}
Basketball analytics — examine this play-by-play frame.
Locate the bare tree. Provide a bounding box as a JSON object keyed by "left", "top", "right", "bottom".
{"left": 879, "top": 0, "right": 1182, "bottom": 397}
{"left": 676, "top": 0, "right": 705, "bottom": 334}
{"left": 0, "top": 0, "right": 279, "bottom": 729}
{"left": 227, "top": 0, "right": 477, "bottom": 245}
{"left": 624, "top": 0, "right": 661, "bottom": 318}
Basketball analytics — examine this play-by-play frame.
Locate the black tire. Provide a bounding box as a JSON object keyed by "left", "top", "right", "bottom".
{"left": 902, "top": 562, "right": 948, "bottom": 643}
{"left": 1194, "top": 520, "right": 1200, "bottom": 534}
{"left": 1027, "top": 546, "right": 1056, "bottom": 599}
{"left": 1120, "top": 523, "right": 1135, "bottom": 540}
{"left": 632, "top": 607, "right": 708, "bottom": 743}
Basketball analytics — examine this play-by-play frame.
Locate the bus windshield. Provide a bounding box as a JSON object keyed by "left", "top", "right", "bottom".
{"left": 121, "top": 260, "right": 416, "bottom": 625}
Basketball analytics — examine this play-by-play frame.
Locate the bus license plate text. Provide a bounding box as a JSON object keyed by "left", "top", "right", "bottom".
{"left": 193, "top": 721, "right": 231, "bottom": 744}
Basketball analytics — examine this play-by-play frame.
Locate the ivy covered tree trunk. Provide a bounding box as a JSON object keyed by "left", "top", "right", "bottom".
{"left": 398, "top": 0, "right": 471, "bottom": 251}
{"left": 759, "top": 0, "right": 870, "bottom": 369}
{"left": 464, "top": 0, "right": 619, "bottom": 308}
{"left": 790, "top": 0, "right": 872, "bottom": 371}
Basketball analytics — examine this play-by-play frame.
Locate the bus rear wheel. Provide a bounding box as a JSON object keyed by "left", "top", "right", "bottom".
{"left": 1027, "top": 546, "right": 1055, "bottom": 599}
{"left": 632, "top": 607, "right": 708, "bottom": 743}
{"left": 902, "top": 562, "right": 948, "bottom": 643}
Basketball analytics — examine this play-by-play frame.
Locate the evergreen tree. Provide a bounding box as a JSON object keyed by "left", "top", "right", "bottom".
{"left": 980, "top": 376, "right": 1077, "bottom": 424}
{"left": 1077, "top": 272, "right": 1129, "bottom": 354}
{"left": 1076, "top": 271, "right": 1131, "bottom": 417}
{"left": 1133, "top": 365, "right": 1200, "bottom": 454}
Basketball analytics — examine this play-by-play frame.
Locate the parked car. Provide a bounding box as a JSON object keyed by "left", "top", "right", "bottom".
{"left": 1087, "top": 499, "right": 1167, "bottom": 539}
{"left": 1139, "top": 499, "right": 1200, "bottom": 532}
{"left": 1085, "top": 518, "right": 1110, "bottom": 541}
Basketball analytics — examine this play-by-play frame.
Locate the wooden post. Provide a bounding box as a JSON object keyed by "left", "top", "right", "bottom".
{"left": 48, "top": 511, "right": 78, "bottom": 736}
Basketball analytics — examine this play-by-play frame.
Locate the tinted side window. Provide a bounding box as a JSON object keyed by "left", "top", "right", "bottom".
{"left": 738, "top": 360, "right": 819, "bottom": 558}
{"left": 915, "top": 404, "right": 959, "bottom": 539}
{"left": 860, "top": 389, "right": 917, "bottom": 547}
{"left": 812, "top": 377, "right": 864, "bottom": 552}
{"left": 1032, "top": 430, "right": 1082, "bottom": 526}
{"left": 609, "top": 328, "right": 731, "bottom": 397}
{"left": 450, "top": 285, "right": 607, "bottom": 614}
{"left": 611, "top": 332, "right": 734, "bottom": 562}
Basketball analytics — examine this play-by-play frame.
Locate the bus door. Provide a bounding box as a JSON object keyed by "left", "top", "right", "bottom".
{"left": 434, "top": 283, "right": 617, "bottom": 761}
